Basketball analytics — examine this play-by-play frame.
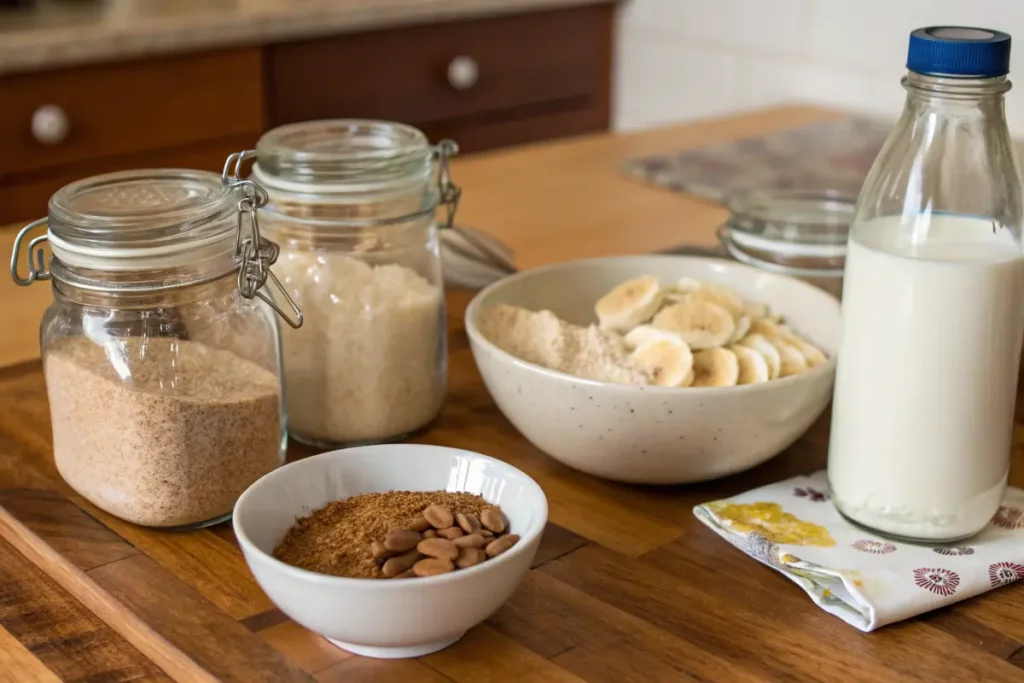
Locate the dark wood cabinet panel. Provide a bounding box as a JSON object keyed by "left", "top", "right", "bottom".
{"left": 0, "top": 5, "right": 614, "bottom": 223}
{"left": 266, "top": 4, "right": 613, "bottom": 152}
{"left": 0, "top": 134, "right": 258, "bottom": 226}
{"left": 0, "top": 48, "right": 264, "bottom": 178}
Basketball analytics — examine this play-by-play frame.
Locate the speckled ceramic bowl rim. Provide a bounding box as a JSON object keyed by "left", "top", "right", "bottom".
{"left": 233, "top": 445, "right": 548, "bottom": 589}
{"left": 464, "top": 255, "right": 839, "bottom": 395}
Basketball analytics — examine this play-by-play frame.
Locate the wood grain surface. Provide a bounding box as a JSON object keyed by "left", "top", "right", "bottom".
{"left": 2, "top": 106, "right": 1023, "bottom": 682}
{"left": 0, "top": 283, "right": 1023, "bottom": 681}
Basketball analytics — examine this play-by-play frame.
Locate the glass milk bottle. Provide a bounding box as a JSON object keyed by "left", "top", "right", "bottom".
{"left": 828, "top": 27, "right": 1024, "bottom": 542}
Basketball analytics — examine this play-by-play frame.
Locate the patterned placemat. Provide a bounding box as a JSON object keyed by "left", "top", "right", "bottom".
{"left": 623, "top": 117, "right": 893, "bottom": 204}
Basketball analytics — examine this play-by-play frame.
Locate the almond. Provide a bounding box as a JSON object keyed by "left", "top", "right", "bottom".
{"left": 423, "top": 504, "right": 454, "bottom": 529}
{"left": 453, "top": 533, "right": 488, "bottom": 549}
{"left": 456, "top": 512, "right": 482, "bottom": 534}
{"left": 413, "top": 558, "right": 454, "bottom": 577}
{"left": 417, "top": 537, "right": 458, "bottom": 561}
{"left": 480, "top": 508, "right": 507, "bottom": 534}
{"left": 382, "top": 550, "right": 422, "bottom": 577}
{"left": 408, "top": 516, "right": 433, "bottom": 532}
{"left": 384, "top": 528, "right": 421, "bottom": 553}
{"left": 370, "top": 540, "right": 394, "bottom": 562}
{"left": 485, "top": 534, "right": 520, "bottom": 558}
{"left": 392, "top": 568, "right": 418, "bottom": 579}
{"left": 455, "top": 547, "right": 486, "bottom": 569}
{"left": 437, "top": 526, "right": 465, "bottom": 540}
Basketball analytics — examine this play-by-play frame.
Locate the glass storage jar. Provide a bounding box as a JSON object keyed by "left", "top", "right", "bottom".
{"left": 9, "top": 163, "right": 302, "bottom": 530}
{"left": 250, "top": 120, "right": 458, "bottom": 447}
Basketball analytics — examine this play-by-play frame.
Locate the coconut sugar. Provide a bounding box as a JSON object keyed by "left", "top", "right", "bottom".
{"left": 44, "top": 338, "right": 283, "bottom": 528}
{"left": 275, "top": 253, "right": 444, "bottom": 444}
{"left": 273, "top": 491, "right": 491, "bottom": 578}
{"left": 477, "top": 303, "right": 647, "bottom": 385}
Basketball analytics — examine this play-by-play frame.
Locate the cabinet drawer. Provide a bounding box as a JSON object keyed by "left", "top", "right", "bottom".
{"left": 0, "top": 134, "right": 258, "bottom": 225}
{"left": 267, "top": 4, "right": 613, "bottom": 145}
{"left": 0, "top": 48, "right": 263, "bottom": 178}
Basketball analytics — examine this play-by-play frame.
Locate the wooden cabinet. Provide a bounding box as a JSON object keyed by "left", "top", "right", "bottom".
{"left": 0, "top": 48, "right": 265, "bottom": 224}
{"left": 267, "top": 5, "right": 612, "bottom": 153}
{"left": 0, "top": 4, "right": 613, "bottom": 224}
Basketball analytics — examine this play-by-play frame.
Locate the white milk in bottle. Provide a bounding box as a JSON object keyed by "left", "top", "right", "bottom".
{"left": 827, "top": 27, "right": 1024, "bottom": 541}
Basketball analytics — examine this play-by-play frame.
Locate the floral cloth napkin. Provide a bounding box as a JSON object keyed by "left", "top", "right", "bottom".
{"left": 693, "top": 471, "right": 1024, "bottom": 631}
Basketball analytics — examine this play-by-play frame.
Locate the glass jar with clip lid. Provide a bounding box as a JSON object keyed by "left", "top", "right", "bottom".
{"left": 246, "top": 119, "right": 461, "bottom": 447}
{"left": 9, "top": 156, "right": 303, "bottom": 530}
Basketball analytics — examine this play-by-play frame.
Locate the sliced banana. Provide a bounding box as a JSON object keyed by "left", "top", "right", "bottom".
{"left": 685, "top": 286, "right": 745, "bottom": 318}
{"left": 595, "top": 275, "right": 664, "bottom": 332}
{"left": 630, "top": 337, "right": 694, "bottom": 387}
{"left": 749, "top": 318, "right": 784, "bottom": 342}
{"left": 731, "top": 344, "right": 770, "bottom": 385}
{"left": 623, "top": 324, "right": 683, "bottom": 351}
{"left": 792, "top": 337, "right": 828, "bottom": 367}
{"left": 675, "top": 276, "right": 704, "bottom": 294}
{"left": 743, "top": 300, "right": 768, "bottom": 320}
{"left": 776, "top": 341, "right": 809, "bottom": 377}
{"left": 652, "top": 301, "right": 735, "bottom": 350}
{"left": 737, "top": 333, "right": 781, "bottom": 380}
{"left": 729, "top": 315, "right": 751, "bottom": 344}
{"left": 691, "top": 347, "right": 740, "bottom": 388}
{"left": 776, "top": 325, "right": 828, "bottom": 367}
{"left": 680, "top": 368, "right": 695, "bottom": 387}
{"left": 663, "top": 290, "right": 689, "bottom": 304}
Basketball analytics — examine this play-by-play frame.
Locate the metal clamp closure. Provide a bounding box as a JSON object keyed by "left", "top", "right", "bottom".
{"left": 227, "top": 164, "right": 304, "bottom": 329}
{"left": 10, "top": 218, "right": 50, "bottom": 287}
{"left": 435, "top": 139, "right": 461, "bottom": 229}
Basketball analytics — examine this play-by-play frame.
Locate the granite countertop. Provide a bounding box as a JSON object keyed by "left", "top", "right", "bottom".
{"left": 0, "top": 0, "right": 611, "bottom": 76}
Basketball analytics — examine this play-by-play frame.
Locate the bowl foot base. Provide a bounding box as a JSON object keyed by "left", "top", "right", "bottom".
{"left": 327, "top": 633, "right": 465, "bottom": 659}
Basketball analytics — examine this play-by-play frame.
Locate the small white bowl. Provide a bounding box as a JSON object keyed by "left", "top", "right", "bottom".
{"left": 233, "top": 444, "right": 547, "bottom": 659}
{"left": 465, "top": 255, "right": 840, "bottom": 484}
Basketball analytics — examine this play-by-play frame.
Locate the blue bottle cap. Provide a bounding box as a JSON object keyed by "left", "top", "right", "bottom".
{"left": 907, "top": 26, "right": 1011, "bottom": 78}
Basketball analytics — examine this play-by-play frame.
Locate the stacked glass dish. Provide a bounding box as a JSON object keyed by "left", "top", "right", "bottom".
{"left": 716, "top": 189, "right": 854, "bottom": 299}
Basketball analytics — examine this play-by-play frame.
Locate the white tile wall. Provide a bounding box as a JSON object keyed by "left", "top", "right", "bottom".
{"left": 613, "top": 0, "right": 1024, "bottom": 134}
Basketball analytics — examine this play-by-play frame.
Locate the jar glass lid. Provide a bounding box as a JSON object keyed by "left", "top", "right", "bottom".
{"left": 46, "top": 169, "right": 238, "bottom": 271}
{"left": 725, "top": 189, "right": 855, "bottom": 246}
{"left": 253, "top": 119, "right": 433, "bottom": 190}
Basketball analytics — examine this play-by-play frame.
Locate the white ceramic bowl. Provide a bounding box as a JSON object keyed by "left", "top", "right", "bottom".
{"left": 233, "top": 444, "right": 547, "bottom": 659}
{"left": 465, "top": 255, "right": 840, "bottom": 484}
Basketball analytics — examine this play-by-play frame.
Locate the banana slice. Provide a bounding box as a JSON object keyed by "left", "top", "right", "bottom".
{"left": 691, "top": 348, "right": 740, "bottom": 388}
{"left": 680, "top": 368, "right": 695, "bottom": 387}
{"left": 675, "top": 276, "right": 704, "bottom": 293}
{"left": 749, "top": 318, "right": 784, "bottom": 342}
{"left": 652, "top": 301, "right": 735, "bottom": 350}
{"left": 776, "top": 341, "right": 809, "bottom": 377}
{"left": 595, "top": 275, "right": 665, "bottom": 332}
{"left": 791, "top": 337, "right": 828, "bottom": 367}
{"left": 743, "top": 301, "right": 769, "bottom": 320}
{"left": 737, "top": 333, "right": 781, "bottom": 380}
{"left": 623, "top": 324, "right": 683, "bottom": 350}
{"left": 686, "top": 286, "right": 745, "bottom": 318}
{"left": 630, "top": 338, "right": 694, "bottom": 387}
{"left": 729, "top": 315, "right": 751, "bottom": 344}
{"left": 731, "top": 344, "right": 770, "bottom": 385}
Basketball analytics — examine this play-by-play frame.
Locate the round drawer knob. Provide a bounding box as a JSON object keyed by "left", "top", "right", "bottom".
{"left": 447, "top": 56, "right": 479, "bottom": 91}
{"left": 31, "top": 104, "right": 70, "bottom": 145}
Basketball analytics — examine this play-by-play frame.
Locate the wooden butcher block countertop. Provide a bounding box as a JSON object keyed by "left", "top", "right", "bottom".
{"left": 2, "top": 106, "right": 1024, "bottom": 682}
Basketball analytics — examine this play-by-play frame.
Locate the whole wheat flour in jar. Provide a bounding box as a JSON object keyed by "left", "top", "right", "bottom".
{"left": 44, "top": 337, "right": 283, "bottom": 528}
{"left": 275, "top": 253, "right": 444, "bottom": 444}
{"left": 477, "top": 303, "right": 647, "bottom": 385}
